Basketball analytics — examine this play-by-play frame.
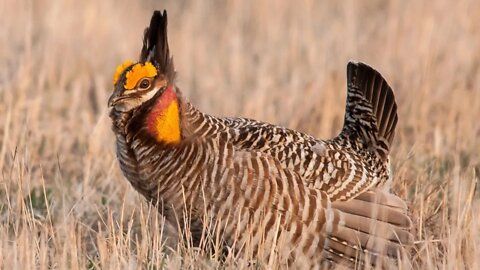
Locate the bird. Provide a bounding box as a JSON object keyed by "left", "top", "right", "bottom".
{"left": 108, "top": 10, "right": 412, "bottom": 269}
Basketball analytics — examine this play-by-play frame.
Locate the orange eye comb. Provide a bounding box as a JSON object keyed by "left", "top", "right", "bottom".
{"left": 112, "top": 61, "right": 158, "bottom": 89}
{"left": 124, "top": 62, "right": 158, "bottom": 90}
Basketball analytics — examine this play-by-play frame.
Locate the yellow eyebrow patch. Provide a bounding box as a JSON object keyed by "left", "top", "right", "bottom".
{"left": 124, "top": 62, "right": 158, "bottom": 90}
{"left": 113, "top": 60, "right": 134, "bottom": 85}
{"left": 112, "top": 61, "right": 158, "bottom": 90}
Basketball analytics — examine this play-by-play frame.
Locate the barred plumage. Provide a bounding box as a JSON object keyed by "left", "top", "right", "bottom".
{"left": 108, "top": 10, "right": 412, "bottom": 268}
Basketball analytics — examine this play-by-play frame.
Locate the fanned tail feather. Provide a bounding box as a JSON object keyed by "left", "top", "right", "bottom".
{"left": 341, "top": 61, "right": 398, "bottom": 160}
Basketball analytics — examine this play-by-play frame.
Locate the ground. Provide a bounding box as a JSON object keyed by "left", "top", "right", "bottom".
{"left": 0, "top": 0, "right": 479, "bottom": 269}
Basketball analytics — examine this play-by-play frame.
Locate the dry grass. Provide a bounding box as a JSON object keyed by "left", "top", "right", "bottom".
{"left": 1, "top": 0, "right": 479, "bottom": 269}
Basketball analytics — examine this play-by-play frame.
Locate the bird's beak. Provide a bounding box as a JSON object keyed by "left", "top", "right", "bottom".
{"left": 108, "top": 90, "right": 123, "bottom": 107}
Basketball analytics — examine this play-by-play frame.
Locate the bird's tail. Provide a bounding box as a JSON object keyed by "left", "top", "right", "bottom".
{"left": 324, "top": 189, "right": 412, "bottom": 268}
{"left": 340, "top": 61, "right": 398, "bottom": 160}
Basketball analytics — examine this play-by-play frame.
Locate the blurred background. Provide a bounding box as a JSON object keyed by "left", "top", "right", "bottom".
{"left": 1, "top": 0, "right": 479, "bottom": 268}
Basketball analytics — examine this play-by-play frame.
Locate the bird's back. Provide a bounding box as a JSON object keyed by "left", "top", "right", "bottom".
{"left": 182, "top": 62, "right": 398, "bottom": 201}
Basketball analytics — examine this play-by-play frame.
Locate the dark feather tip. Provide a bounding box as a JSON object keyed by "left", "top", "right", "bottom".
{"left": 140, "top": 10, "right": 175, "bottom": 80}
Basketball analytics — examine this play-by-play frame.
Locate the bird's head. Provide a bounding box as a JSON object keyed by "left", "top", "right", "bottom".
{"left": 108, "top": 10, "right": 175, "bottom": 113}
{"left": 108, "top": 11, "right": 181, "bottom": 144}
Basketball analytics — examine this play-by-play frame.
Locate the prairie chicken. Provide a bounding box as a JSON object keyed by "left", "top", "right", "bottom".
{"left": 108, "top": 10, "right": 412, "bottom": 269}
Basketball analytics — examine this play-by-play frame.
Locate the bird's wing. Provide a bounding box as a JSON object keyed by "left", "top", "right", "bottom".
{"left": 207, "top": 119, "right": 383, "bottom": 201}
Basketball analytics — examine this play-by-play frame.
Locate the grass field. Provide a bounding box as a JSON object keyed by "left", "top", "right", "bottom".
{"left": 1, "top": 0, "right": 479, "bottom": 268}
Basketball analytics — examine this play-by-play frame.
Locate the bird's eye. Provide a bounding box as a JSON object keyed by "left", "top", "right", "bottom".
{"left": 138, "top": 78, "right": 151, "bottom": 90}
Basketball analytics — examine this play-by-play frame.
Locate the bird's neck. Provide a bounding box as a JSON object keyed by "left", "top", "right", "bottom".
{"left": 144, "top": 85, "right": 181, "bottom": 144}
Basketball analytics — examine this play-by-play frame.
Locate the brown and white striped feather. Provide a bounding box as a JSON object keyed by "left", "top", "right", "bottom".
{"left": 113, "top": 121, "right": 410, "bottom": 268}
{"left": 179, "top": 62, "right": 398, "bottom": 202}
{"left": 181, "top": 103, "right": 385, "bottom": 202}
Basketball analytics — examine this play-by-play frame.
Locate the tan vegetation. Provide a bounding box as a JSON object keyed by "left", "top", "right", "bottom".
{"left": 1, "top": 0, "right": 479, "bottom": 268}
